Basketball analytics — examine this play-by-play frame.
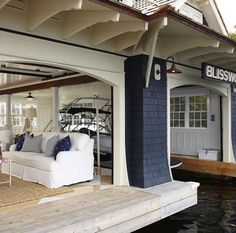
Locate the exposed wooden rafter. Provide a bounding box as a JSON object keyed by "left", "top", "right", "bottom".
{"left": 158, "top": 37, "right": 220, "bottom": 58}
{"left": 28, "top": 0, "right": 83, "bottom": 31}
{"left": 115, "top": 31, "right": 144, "bottom": 51}
{"left": 223, "top": 62, "right": 236, "bottom": 69}
{"left": 63, "top": 11, "right": 120, "bottom": 39}
{"left": 92, "top": 21, "right": 148, "bottom": 45}
{"left": 0, "top": 75, "right": 97, "bottom": 95}
{"left": 209, "top": 56, "right": 236, "bottom": 66}
{"left": 0, "top": 0, "right": 10, "bottom": 10}
{"left": 189, "top": 52, "right": 235, "bottom": 65}
{"left": 176, "top": 43, "right": 235, "bottom": 61}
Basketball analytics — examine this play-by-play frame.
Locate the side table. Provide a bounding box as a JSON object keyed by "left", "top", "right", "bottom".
{"left": 0, "top": 158, "right": 11, "bottom": 187}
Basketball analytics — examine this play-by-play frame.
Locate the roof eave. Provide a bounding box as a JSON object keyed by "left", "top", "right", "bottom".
{"left": 89, "top": 0, "right": 148, "bottom": 21}
{"left": 148, "top": 6, "right": 236, "bottom": 47}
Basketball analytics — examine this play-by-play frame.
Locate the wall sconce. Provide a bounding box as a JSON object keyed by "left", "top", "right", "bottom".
{"left": 154, "top": 57, "right": 182, "bottom": 81}
{"left": 166, "top": 56, "right": 182, "bottom": 74}
{"left": 25, "top": 92, "right": 35, "bottom": 101}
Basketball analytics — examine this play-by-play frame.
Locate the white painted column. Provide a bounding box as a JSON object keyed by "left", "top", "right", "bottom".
{"left": 223, "top": 87, "right": 235, "bottom": 162}
{"left": 51, "top": 87, "right": 61, "bottom": 132}
{"left": 113, "top": 78, "right": 129, "bottom": 186}
{"left": 5, "top": 94, "right": 12, "bottom": 130}
{"left": 167, "top": 78, "right": 173, "bottom": 180}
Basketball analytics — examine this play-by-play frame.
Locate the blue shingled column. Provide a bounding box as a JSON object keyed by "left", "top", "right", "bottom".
{"left": 231, "top": 92, "right": 236, "bottom": 161}
{"left": 125, "top": 55, "right": 171, "bottom": 188}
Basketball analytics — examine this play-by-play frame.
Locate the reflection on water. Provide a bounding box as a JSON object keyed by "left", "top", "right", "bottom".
{"left": 135, "top": 170, "right": 236, "bottom": 233}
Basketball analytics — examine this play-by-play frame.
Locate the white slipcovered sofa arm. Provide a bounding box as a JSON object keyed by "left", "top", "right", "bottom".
{"left": 9, "top": 144, "right": 17, "bottom": 151}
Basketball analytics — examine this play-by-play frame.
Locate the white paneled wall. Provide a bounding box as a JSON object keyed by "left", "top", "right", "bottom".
{"left": 170, "top": 88, "right": 221, "bottom": 156}
{"left": 35, "top": 101, "right": 53, "bottom": 132}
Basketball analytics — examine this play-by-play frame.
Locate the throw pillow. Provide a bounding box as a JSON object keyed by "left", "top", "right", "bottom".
{"left": 16, "top": 134, "right": 25, "bottom": 151}
{"left": 21, "top": 134, "right": 43, "bottom": 153}
{"left": 53, "top": 136, "right": 71, "bottom": 160}
{"left": 44, "top": 135, "right": 60, "bottom": 157}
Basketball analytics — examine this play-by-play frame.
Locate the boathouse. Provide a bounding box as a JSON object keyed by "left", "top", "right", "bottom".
{"left": 0, "top": 0, "right": 235, "bottom": 232}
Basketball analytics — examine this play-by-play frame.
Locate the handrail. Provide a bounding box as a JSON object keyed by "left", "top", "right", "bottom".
{"left": 43, "top": 119, "right": 53, "bottom": 132}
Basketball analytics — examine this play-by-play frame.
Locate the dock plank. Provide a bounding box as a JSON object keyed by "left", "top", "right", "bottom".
{"left": 172, "top": 155, "right": 236, "bottom": 177}
{"left": 0, "top": 187, "right": 161, "bottom": 233}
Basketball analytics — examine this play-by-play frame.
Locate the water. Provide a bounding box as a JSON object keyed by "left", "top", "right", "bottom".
{"left": 135, "top": 170, "right": 236, "bottom": 233}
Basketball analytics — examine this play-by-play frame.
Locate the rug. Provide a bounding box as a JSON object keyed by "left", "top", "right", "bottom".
{"left": 0, "top": 173, "right": 73, "bottom": 208}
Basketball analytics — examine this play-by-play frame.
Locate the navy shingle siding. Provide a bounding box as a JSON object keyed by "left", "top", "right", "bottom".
{"left": 125, "top": 55, "right": 171, "bottom": 188}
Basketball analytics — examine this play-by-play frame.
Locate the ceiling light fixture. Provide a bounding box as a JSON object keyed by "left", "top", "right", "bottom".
{"left": 25, "top": 92, "right": 35, "bottom": 101}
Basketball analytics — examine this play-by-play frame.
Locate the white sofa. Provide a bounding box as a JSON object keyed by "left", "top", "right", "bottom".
{"left": 0, "top": 129, "right": 13, "bottom": 152}
{"left": 1, "top": 132, "right": 94, "bottom": 188}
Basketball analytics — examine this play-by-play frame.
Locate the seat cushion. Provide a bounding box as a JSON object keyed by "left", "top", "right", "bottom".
{"left": 2, "top": 151, "right": 60, "bottom": 172}
{"left": 45, "top": 135, "right": 60, "bottom": 157}
{"left": 33, "top": 132, "right": 60, "bottom": 153}
{"left": 53, "top": 136, "right": 71, "bottom": 159}
{"left": 16, "top": 134, "right": 25, "bottom": 151}
{"left": 21, "top": 134, "right": 43, "bottom": 153}
{"left": 59, "top": 133, "right": 90, "bottom": 151}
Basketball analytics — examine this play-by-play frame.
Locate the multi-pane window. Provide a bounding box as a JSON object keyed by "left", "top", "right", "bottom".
{"left": 11, "top": 103, "right": 22, "bottom": 126}
{"left": 170, "top": 95, "right": 208, "bottom": 129}
{"left": 0, "top": 102, "right": 6, "bottom": 126}
{"left": 170, "top": 97, "right": 185, "bottom": 128}
{"left": 73, "top": 114, "right": 81, "bottom": 125}
{"left": 189, "top": 96, "right": 207, "bottom": 128}
{"left": 0, "top": 103, "right": 37, "bottom": 127}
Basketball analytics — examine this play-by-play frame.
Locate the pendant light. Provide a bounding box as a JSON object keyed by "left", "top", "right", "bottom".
{"left": 25, "top": 92, "right": 35, "bottom": 101}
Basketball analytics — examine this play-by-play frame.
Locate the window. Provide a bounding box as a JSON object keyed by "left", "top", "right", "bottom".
{"left": 0, "top": 102, "right": 6, "bottom": 127}
{"left": 170, "top": 95, "right": 208, "bottom": 129}
{"left": 11, "top": 103, "right": 22, "bottom": 126}
{"left": 0, "top": 103, "right": 37, "bottom": 127}
{"left": 170, "top": 97, "right": 185, "bottom": 128}
{"left": 189, "top": 96, "right": 207, "bottom": 128}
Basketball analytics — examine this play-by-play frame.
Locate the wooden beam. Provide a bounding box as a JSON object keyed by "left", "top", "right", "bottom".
{"left": 144, "top": 18, "right": 168, "bottom": 88}
{"left": 92, "top": 21, "right": 148, "bottom": 45}
{"left": 189, "top": 53, "right": 235, "bottom": 65}
{"left": 207, "top": 56, "right": 236, "bottom": 66}
{"left": 0, "top": 0, "right": 10, "bottom": 10}
{"left": 172, "top": 155, "right": 236, "bottom": 177}
{"left": 177, "top": 43, "right": 235, "bottom": 61}
{"left": 0, "top": 75, "right": 97, "bottom": 95}
{"left": 158, "top": 37, "right": 219, "bottom": 58}
{"left": 143, "top": 18, "right": 168, "bottom": 53}
{"left": 63, "top": 11, "right": 120, "bottom": 39}
{"left": 115, "top": 31, "right": 144, "bottom": 51}
{"left": 28, "top": 0, "right": 83, "bottom": 31}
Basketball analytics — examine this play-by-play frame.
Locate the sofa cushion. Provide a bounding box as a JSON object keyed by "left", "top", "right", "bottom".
{"left": 53, "top": 136, "right": 71, "bottom": 159}
{"left": 21, "top": 135, "right": 43, "bottom": 153}
{"left": 16, "top": 134, "right": 25, "bottom": 151}
{"left": 45, "top": 135, "right": 60, "bottom": 157}
{"left": 2, "top": 151, "right": 60, "bottom": 172}
{"left": 60, "top": 133, "right": 90, "bottom": 151}
{"left": 34, "top": 132, "right": 59, "bottom": 153}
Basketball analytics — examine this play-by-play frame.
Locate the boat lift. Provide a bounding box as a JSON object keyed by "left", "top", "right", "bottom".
{"left": 59, "top": 96, "right": 112, "bottom": 168}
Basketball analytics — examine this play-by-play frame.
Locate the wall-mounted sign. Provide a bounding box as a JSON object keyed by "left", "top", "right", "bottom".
{"left": 202, "top": 63, "right": 236, "bottom": 85}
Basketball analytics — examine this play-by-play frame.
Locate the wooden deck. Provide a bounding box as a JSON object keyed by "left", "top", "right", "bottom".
{"left": 0, "top": 182, "right": 198, "bottom": 233}
{"left": 172, "top": 155, "right": 236, "bottom": 177}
